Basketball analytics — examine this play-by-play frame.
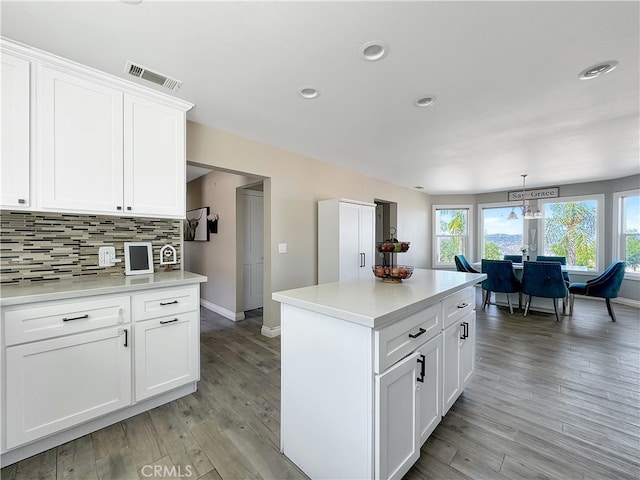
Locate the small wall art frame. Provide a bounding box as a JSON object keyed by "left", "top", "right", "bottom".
{"left": 184, "top": 206, "right": 210, "bottom": 241}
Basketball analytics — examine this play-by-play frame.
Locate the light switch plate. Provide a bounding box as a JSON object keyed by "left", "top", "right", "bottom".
{"left": 278, "top": 243, "right": 287, "bottom": 254}
{"left": 99, "top": 246, "right": 116, "bottom": 267}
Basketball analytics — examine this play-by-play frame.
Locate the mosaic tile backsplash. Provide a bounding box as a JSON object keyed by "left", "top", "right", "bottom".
{"left": 1, "top": 211, "right": 182, "bottom": 285}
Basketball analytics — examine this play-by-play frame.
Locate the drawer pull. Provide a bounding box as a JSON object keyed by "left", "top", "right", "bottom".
{"left": 417, "top": 354, "right": 426, "bottom": 383}
{"left": 62, "top": 314, "right": 89, "bottom": 322}
{"left": 409, "top": 328, "right": 426, "bottom": 339}
{"left": 457, "top": 302, "right": 469, "bottom": 309}
{"left": 160, "top": 300, "right": 178, "bottom": 306}
{"left": 124, "top": 328, "right": 128, "bottom": 347}
{"left": 160, "top": 318, "right": 179, "bottom": 325}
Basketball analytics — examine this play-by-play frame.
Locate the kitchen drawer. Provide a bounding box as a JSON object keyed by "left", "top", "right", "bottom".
{"left": 374, "top": 303, "right": 441, "bottom": 374}
{"left": 3, "top": 295, "right": 130, "bottom": 346}
{"left": 442, "top": 286, "right": 475, "bottom": 329}
{"left": 133, "top": 285, "right": 199, "bottom": 321}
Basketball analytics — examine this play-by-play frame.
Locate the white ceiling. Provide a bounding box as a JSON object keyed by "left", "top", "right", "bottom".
{"left": 2, "top": 1, "right": 638, "bottom": 194}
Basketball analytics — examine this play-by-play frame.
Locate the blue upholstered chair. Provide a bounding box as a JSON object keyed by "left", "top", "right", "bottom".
{"left": 521, "top": 261, "right": 568, "bottom": 321}
{"left": 568, "top": 261, "right": 626, "bottom": 322}
{"left": 481, "top": 259, "right": 522, "bottom": 314}
{"left": 535, "top": 255, "right": 570, "bottom": 284}
{"left": 454, "top": 254, "right": 479, "bottom": 273}
{"left": 503, "top": 254, "right": 523, "bottom": 263}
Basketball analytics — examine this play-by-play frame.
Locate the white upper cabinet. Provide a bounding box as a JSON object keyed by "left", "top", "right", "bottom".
{"left": 1, "top": 37, "right": 193, "bottom": 219}
{"left": 124, "top": 94, "right": 185, "bottom": 217}
{"left": 1, "top": 52, "right": 30, "bottom": 209}
{"left": 38, "top": 65, "right": 125, "bottom": 213}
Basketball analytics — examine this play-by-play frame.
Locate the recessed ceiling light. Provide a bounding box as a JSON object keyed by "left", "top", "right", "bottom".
{"left": 414, "top": 96, "right": 437, "bottom": 107}
{"left": 299, "top": 87, "right": 320, "bottom": 99}
{"left": 579, "top": 60, "right": 619, "bottom": 80}
{"left": 119, "top": 0, "right": 143, "bottom": 4}
{"left": 414, "top": 186, "right": 425, "bottom": 190}
{"left": 361, "top": 41, "right": 388, "bottom": 61}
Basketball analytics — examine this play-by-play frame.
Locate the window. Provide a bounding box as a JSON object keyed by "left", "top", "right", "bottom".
{"left": 614, "top": 190, "right": 640, "bottom": 277}
{"left": 433, "top": 206, "right": 471, "bottom": 267}
{"left": 539, "top": 194, "right": 604, "bottom": 272}
{"left": 479, "top": 203, "right": 524, "bottom": 260}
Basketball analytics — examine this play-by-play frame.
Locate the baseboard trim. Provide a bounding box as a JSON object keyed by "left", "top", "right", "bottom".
{"left": 200, "top": 299, "right": 245, "bottom": 321}
{"left": 573, "top": 295, "right": 640, "bottom": 309}
{"left": 261, "top": 325, "right": 281, "bottom": 338}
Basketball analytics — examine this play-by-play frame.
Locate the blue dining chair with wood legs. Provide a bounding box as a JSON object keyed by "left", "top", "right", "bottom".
{"left": 536, "top": 255, "right": 571, "bottom": 305}
{"left": 454, "top": 254, "right": 479, "bottom": 273}
{"left": 568, "top": 261, "right": 626, "bottom": 321}
{"left": 521, "top": 261, "right": 568, "bottom": 321}
{"left": 481, "top": 259, "right": 522, "bottom": 314}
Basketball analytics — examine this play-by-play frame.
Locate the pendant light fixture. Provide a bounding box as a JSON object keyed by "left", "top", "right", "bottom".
{"left": 508, "top": 174, "right": 543, "bottom": 220}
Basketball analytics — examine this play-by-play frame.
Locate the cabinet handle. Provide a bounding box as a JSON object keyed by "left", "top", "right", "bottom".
{"left": 409, "top": 327, "right": 426, "bottom": 339}
{"left": 416, "top": 354, "right": 426, "bottom": 383}
{"left": 124, "top": 328, "right": 128, "bottom": 347}
{"left": 160, "top": 300, "right": 178, "bottom": 306}
{"left": 457, "top": 302, "right": 468, "bottom": 309}
{"left": 117, "top": 206, "right": 122, "bottom": 211}
{"left": 18, "top": 198, "right": 26, "bottom": 204}
{"left": 460, "top": 322, "right": 469, "bottom": 339}
{"left": 127, "top": 206, "right": 132, "bottom": 211}
{"left": 62, "top": 314, "right": 89, "bottom": 322}
{"left": 160, "top": 318, "right": 179, "bottom": 325}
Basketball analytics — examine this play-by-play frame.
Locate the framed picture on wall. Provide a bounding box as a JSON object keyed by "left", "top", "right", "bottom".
{"left": 184, "top": 206, "right": 210, "bottom": 241}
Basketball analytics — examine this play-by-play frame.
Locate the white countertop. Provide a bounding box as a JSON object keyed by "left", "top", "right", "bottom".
{"left": 272, "top": 268, "right": 486, "bottom": 328}
{"left": 0, "top": 271, "right": 207, "bottom": 306}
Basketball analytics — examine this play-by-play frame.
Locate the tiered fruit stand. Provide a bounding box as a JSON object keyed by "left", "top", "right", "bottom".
{"left": 372, "top": 228, "right": 413, "bottom": 283}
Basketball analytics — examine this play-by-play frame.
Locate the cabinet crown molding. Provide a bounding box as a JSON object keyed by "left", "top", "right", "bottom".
{"left": 1, "top": 36, "right": 194, "bottom": 112}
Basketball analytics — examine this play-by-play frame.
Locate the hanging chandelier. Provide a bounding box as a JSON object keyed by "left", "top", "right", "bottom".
{"left": 508, "top": 174, "right": 543, "bottom": 220}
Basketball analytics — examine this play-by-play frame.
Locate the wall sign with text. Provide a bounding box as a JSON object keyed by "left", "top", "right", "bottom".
{"left": 508, "top": 187, "right": 559, "bottom": 201}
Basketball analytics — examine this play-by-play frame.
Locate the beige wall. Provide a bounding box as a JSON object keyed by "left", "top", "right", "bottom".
{"left": 187, "top": 121, "right": 432, "bottom": 329}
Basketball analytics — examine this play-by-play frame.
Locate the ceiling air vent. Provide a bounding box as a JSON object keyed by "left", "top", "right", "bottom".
{"left": 124, "top": 61, "right": 183, "bottom": 92}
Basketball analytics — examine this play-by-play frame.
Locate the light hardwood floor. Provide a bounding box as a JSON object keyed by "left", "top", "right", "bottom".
{"left": 2, "top": 293, "right": 639, "bottom": 480}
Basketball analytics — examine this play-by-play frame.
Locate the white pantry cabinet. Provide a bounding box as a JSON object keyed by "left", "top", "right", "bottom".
{"left": 318, "top": 198, "right": 376, "bottom": 283}
{"left": 0, "top": 37, "right": 193, "bottom": 219}
{"left": 0, "top": 51, "right": 30, "bottom": 209}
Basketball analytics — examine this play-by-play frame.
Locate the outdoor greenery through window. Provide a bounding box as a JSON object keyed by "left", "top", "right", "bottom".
{"left": 616, "top": 191, "right": 640, "bottom": 273}
{"left": 480, "top": 205, "right": 524, "bottom": 259}
{"left": 541, "top": 195, "right": 603, "bottom": 271}
{"left": 434, "top": 208, "right": 469, "bottom": 266}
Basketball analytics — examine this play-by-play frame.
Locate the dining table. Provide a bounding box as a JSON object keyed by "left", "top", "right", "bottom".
{"left": 471, "top": 261, "right": 582, "bottom": 315}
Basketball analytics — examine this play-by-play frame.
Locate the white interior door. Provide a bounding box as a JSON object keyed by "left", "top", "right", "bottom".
{"left": 242, "top": 189, "right": 264, "bottom": 311}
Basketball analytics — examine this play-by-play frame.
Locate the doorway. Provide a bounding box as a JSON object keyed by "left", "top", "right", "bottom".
{"left": 239, "top": 183, "right": 264, "bottom": 312}
{"left": 374, "top": 199, "right": 398, "bottom": 266}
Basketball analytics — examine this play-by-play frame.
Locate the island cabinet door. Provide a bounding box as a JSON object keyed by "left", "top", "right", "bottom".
{"left": 442, "top": 320, "right": 462, "bottom": 415}
{"left": 375, "top": 351, "right": 420, "bottom": 480}
{"left": 459, "top": 311, "right": 476, "bottom": 390}
{"left": 416, "top": 334, "right": 443, "bottom": 445}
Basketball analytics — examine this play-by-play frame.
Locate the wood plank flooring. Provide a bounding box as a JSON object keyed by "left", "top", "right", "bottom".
{"left": 2, "top": 294, "right": 639, "bottom": 480}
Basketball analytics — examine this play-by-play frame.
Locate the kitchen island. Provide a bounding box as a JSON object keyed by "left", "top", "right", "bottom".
{"left": 273, "top": 269, "right": 485, "bottom": 480}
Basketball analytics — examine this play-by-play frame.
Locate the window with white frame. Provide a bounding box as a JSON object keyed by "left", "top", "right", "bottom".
{"left": 479, "top": 203, "right": 524, "bottom": 260}
{"left": 433, "top": 206, "right": 471, "bottom": 267}
{"left": 539, "top": 194, "right": 604, "bottom": 272}
{"left": 614, "top": 189, "right": 640, "bottom": 276}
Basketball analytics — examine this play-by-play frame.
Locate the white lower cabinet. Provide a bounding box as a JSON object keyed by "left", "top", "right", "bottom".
{"left": 1, "top": 281, "right": 202, "bottom": 462}
{"left": 5, "top": 325, "right": 131, "bottom": 449}
{"left": 134, "top": 311, "right": 199, "bottom": 401}
{"left": 375, "top": 351, "right": 420, "bottom": 480}
{"left": 442, "top": 310, "right": 476, "bottom": 415}
{"left": 417, "top": 334, "right": 443, "bottom": 444}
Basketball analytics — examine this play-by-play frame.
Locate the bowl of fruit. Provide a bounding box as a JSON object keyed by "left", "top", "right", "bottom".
{"left": 372, "top": 265, "right": 414, "bottom": 283}
{"left": 377, "top": 241, "right": 410, "bottom": 253}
